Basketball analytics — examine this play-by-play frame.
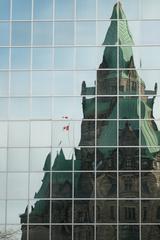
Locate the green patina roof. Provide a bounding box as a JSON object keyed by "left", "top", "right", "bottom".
{"left": 52, "top": 149, "right": 81, "bottom": 187}
{"left": 103, "top": 3, "right": 133, "bottom": 45}
{"left": 43, "top": 153, "right": 51, "bottom": 171}
{"left": 34, "top": 172, "right": 50, "bottom": 199}
{"left": 52, "top": 149, "right": 72, "bottom": 171}
{"left": 52, "top": 148, "right": 81, "bottom": 171}
{"left": 33, "top": 149, "right": 81, "bottom": 215}
{"left": 83, "top": 98, "right": 95, "bottom": 116}
{"left": 103, "top": 3, "right": 134, "bottom": 69}
{"left": 85, "top": 86, "right": 95, "bottom": 95}
{"left": 31, "top": 200, "right": 49, "bottom": 216}
{"left": 35, "top": 149, "right": 81, "bottom": 199}
{"left": 97, "top": 97, "right": 160, "bottom": 155}
{"left": 81, "top": 81, "right": 95, "bottom": 95}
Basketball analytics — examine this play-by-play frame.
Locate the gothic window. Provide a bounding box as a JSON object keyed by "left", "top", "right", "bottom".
{"left": 124, "top": 177, "right": 132, "bottom": 191}
{"left": 124, "top": 207, "right": 136, "bottom": 220}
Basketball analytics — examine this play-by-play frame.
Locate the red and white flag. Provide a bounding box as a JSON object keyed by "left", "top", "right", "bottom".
{"left": 63, "top": 125, "right": 69, "bottom": 131}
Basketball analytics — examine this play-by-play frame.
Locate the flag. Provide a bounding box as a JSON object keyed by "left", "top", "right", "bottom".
{"left": 63, "top": 125, "right": 69, "bottom": 131}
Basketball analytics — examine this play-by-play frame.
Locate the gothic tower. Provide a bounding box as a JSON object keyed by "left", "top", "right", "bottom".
{"left": 20, "top": 2, "right": 160, "bottom": 240}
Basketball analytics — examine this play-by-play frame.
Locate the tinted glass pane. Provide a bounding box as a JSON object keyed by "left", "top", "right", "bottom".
{"left": 0, "top": 48, "right": 9, "bottom": 69}
{"left": 34, "top": 0, "right": 53, "bottom": 19}
{"left": 0, "top": 98, "right": 8, "bottom": 120}
{"left": 8, "top": 148, "right": 29, "bottom": 171}
{"left": 55, "top": 0, "right": 74, "bottom": 19}
{"left": 54, "top": 48, "right": 74, "bottom": 70}
{"left": 8, "top": 122, "right": 30, "bottom": 147}
{"left": 54, "top": 22, "right": 74, "bottom": 45}
{"left": 32, "top": 48, "right": 53, "bottom": 69}
{"left": 0, "top": 23, "right": 9, "bottom": 46}
{"left": 33, "top": 22, "right": 53, "bottom": 46}
{"left": 31, "top": 97, "right": 52, "bottom": 119}
{"left": 142, "top": 0, "right": 160, "bottom": 19}
{"left": 0, "top": 149, "right": 7, "bottom": 171}
{"left": 10, "top": 71, "right": 30, "bottom": 96}
{"left": 12, "top": 22, "right": 31, "bottom": 46}
{"left": 76, "top": 0, "right": 96, "bottom": 19}
{"left": 0, "top": 0, "right": 10, "bottom": 20}
{"left": 32, "top": 71, "right": 52, "bottom": 95}
{"left": 0, "top": 72, "right": 9, "bottom": 96}
{"left": 7, "top": 173, "right": 28, "bottom": 199}
{"left": 9, "top": 98, "right": 30, "bottom": 120}
{"left": 76, "top": 21, "right": 96, "bottom": 45}
{"left": 11, "top": 48, "right": 30, "bottom": 69}
{"left": 30, "top": 121, "right": 51, "bottom": 147}
{"left": 12, "top": 0, "right": 32, "bottom": 20}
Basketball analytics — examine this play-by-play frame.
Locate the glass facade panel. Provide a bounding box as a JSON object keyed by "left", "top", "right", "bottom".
{"left": 1, "top": 1, "right": 160, "bottom": 240}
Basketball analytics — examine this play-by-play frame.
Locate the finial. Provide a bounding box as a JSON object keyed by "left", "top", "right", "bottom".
{"left": 154, "top": 82, "right": 158, "bottom": 93}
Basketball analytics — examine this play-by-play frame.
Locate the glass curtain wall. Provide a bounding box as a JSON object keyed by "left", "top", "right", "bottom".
{"left": 0, "top": 0, "right": 160, "bottom": 240}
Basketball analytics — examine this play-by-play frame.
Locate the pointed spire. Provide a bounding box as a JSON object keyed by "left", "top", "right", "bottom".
{"left": 110, "top": 2, "right": 127, "bottom": 20}
{"left": 43, "top": 153, "right": 51, "bottom": 171}
{"left": 104, "top": 2, "right": 133, "bottom": 46}
{"left": 102, "top": 2, "right": 134, "bottom": 69}
{"left": 25, "top": 205, "right": 28, "bottom": 214}
{"left": 59, "top": 148, "right": 65, "bottom": 159}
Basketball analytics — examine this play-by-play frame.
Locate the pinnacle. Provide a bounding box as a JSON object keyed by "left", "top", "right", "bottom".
{"left": 111, "top": 1, "right": 126, "bottom": 20}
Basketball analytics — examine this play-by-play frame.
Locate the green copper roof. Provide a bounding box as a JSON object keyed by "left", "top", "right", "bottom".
{"left": 52, "top": 149, "right": 81, "bottom": 171}
{"left": 35, "top": 154, "right": 51, "bottom": 198}
{"left": 31, "top": 200, "right": 49, "bottom": 216}
{"left": 103, "top": 3, "right": 134, "bottom": 69}
{"left": 97, "top": 97, "right": 160, "bottom": 154}
{"left": 83, "top": 97, "right": 95, "bottom": 117}
{"left": 141, "top": 101, "right": 160, "bottom": 153}
{"left": 35, "top": 149, "right": 81, "bottom": 199}
{"left": 52, "top": 149, "right": 81, "bottom": 187}
{"left": 103, "top": 3, "right": 134, "bottom": 45}
{"left": 43, "top": 153, "right": 51, "bottom": 171}
{"left": 52, "top": 149, "right": 72, "bottom": 171}
{"left": 34, "top": 172, "right": 50, "bottom": 198}
{"left": 81, "top": 81, "right": 95, "bottom": 95}
{"left": 85, "top": 86, "right": 95, "bottom": 95}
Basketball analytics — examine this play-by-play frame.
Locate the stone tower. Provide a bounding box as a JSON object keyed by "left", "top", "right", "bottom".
{"left": 20, "top": 2, "right": 160, "bottom": 240}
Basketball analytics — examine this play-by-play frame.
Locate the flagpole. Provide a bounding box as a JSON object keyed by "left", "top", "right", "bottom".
{"left": 67, "top": 122, "right": 70, "bottom": 146}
